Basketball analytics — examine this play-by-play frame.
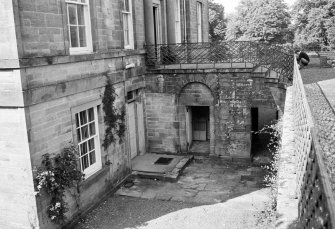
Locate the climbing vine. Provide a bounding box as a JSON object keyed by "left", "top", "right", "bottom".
{"left": 256, "top": 118, "right": 283, "bottom": 227}
{"left": 34, "top": 143, "right": 84, "bottom": 224}
{"left": 102, "top": 79, "right": 126, "bottom": 150}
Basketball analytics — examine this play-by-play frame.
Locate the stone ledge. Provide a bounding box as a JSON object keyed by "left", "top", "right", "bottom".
{"left": 19, "top": 49, "right": 146, "bottom": 68}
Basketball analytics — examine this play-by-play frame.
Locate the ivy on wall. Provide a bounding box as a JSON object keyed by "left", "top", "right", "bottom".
{"left": 102, "top": 79, "right": 126, "bottom": 150}
{"left": 35, "top": 143, "right": 84, "bottom": 224}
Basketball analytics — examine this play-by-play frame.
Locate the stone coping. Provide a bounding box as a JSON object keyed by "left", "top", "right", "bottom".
{"left": 276, "top": 86, "right": 299, "bottom": 228}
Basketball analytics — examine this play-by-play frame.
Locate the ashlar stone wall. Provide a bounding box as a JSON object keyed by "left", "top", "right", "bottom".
{"left": 145, "top": 69, "right": 284, "bottom": 160}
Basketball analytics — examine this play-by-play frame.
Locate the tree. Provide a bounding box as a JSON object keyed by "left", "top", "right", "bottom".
{"left": 208, "top": 0, "right": 226, "bottom": 41}
{"left": 225, "top": 0, "right": 291, "bottom": 44}
{"left": 292, "top": 0, "right": 335, "bottom": 49}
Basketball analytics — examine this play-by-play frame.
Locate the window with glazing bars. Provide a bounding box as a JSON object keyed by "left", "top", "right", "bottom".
{"left": 66, "top": 0, "right": 92, "bottom": 54}
{"left": 75, "top": 107, "right": 101, "bottom": 177}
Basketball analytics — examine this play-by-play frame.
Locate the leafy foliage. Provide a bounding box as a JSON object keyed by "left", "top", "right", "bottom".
{"left": 292, "top": 0, "right": 335, "bottom": 49}
{"left": 255, "top": 119, "right": 283, "bottom": 227}
{"left": 226, "top": 0, "right": 292, "bottom": 44}
{"left": 35, "top": 143, "right": 84, "bottom": 224}
{"left": 209, "top": 0, "right": 226, "bottom": 41}
{"left": 102, "top": 79, "right": 126, "bottom": 150}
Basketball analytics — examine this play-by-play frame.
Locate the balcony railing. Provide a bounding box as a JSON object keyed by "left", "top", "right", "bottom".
{"left": 145, "top": 41, "right": 294, "bottom": 83}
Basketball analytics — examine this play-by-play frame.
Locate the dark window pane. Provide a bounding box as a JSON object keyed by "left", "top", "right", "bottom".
{"left": 81, "top": 155, "right": 89, "bottom": 170}
{"left": 80, "top": 110, "right": 87, "bottom": 125}
{"left": 77, "top": 5, "right": 85, "bottom": 25}
{"left": 77, "top": 128, "right": 81, "bottom": 142}
{"left": 81, "top": 125, "right": 89, "bottom": 139}
{"left": 70, "top": 26, "right": 79, "bottom": 47}
{"left": 79, "top": 26, "right": 87, "bottom": 47}
{"left": 127, "top": 91, "right": 133, "bottom": 100}
{"left": 89, "top": 151, "right": 96, "bottom": 165}
{"left": 89, "top": 123, "right": 96, "bottom": 136}
{"left": 88, "top": 138, "right": 95, "bottom": 151}
{"left": 75, "top": 113, "right": 79, "bottom": 127}
{"left": 80, "top": 142, "right": 88, "bottom": 156}
{"left": 68, "top": 4, "right": 77, "bottom": 25}
{"left": 88, "top": 108, "right": 94, "bottom": 121}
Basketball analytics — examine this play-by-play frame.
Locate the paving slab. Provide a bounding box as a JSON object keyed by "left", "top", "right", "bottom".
{"left": 118, "top": 158, "right": 267, "bottom": 206}
{"left": 75, "top": 157, "right": 272, "bottom": 229}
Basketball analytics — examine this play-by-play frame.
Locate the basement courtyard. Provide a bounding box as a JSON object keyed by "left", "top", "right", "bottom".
{"left": 74, "top": 157, "right": 270, "bottom": 229}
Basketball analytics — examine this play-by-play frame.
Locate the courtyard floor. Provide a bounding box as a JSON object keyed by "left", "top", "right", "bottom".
{"left": 74, "top": 157, "right": 272, "bottom": 229}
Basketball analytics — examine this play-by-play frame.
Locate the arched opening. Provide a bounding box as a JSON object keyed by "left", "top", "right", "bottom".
{"left": 178, "top": 82, "right": 215, "bottom": 155}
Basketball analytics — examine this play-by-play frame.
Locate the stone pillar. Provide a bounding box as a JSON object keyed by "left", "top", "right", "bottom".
{"left": 144, "top": 0, "right": 155, "bottom": 45}
{"left": 166, "top": 0, "right": 176, "bottom": 44}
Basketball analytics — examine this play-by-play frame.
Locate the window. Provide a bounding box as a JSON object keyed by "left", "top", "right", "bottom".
{"left": 75, "top": 107, "right": 102, "bottom": 178}
{"left": 153, "top": 4, "right": 162, "bottom": 45}
{"left": 66, "top": 0, "right": 93, "bottom": 54}
{"left": 175, "top": 0, "right": 181, "bottom": 43}
{"left": 126, "top": 89, "right": 139, "bottom": 103}
{"left": 196, "top": 2, "right": 203, "bottom": 42}
{"left": 122, "top": 0, "right": 134, "bottom": 49}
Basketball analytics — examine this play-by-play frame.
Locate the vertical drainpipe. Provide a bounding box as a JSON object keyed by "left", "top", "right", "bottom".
{"left": 166, "top": 0, "right": 176, "bottom": 44}
{"left": 144, "top": 0, "right": 155, "bottom": 45}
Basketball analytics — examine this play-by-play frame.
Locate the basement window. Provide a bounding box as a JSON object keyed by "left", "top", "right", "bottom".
{"left": 127, "top": 89, "right": 140, "bottom": 103}
{"left": 74, "top": 106, "right": 102, "bottom": 178}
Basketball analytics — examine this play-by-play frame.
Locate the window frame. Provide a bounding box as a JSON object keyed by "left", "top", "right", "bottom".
{"left": 122, "top": 0, "right": 134, "bottom": 49}
{"left": 65, "top": 0, "right": 93, "bottom": 55}
{"left": 71, "top": 100, "right": 102, "bottom": 179}
{"left": 196, "top": 2, "right": 203, "bottom": 43}
{"left": 175, "top": 0, "right": 181, "bottom": 43}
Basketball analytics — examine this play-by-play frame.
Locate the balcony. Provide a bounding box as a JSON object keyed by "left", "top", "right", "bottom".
{"left": 145, "top": 41, "right": 294, "bottom": 84}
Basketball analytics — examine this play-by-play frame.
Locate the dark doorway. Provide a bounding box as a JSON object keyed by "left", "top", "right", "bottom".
{"left": 188, "top": 106, "right": 210, "bottom": 155}
{"left": 192, "top": 106, "right": 210, "bottom": 141}
{"left": 251, "top": 107, "right": 278, "bottom": 164}
{"left": 251, "top": 108, "right": 258, "bottom": 133}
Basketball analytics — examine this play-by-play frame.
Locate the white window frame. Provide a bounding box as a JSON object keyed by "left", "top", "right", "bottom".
{"left": 196, "top": 2, "right": 203, "bottom": 43}
{"left": 72, "top": 102, "right": 102, "bottom": 178}
{"left": 122, "top": 0, "right": 134, "bottom": 49}
{"left": 66, "top": 0, "right": 93, "bottom": 55}
{"left": 175, "top": 0, "right": 181, "bottom": 43}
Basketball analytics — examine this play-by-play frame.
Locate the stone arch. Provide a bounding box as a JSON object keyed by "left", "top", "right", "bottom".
{"left": 174, "top": 73, "right": 218, "bottom": 104}
{"left": 179, "top": 82, "right": 215, "bottom": 106}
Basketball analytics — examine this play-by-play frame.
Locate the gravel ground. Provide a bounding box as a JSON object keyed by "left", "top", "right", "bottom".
{"left": 305, "top": 83, "right": 335, "bottom": 192}
{"left": 300, "top": 57, "right": 335, "bottom": 84}
{"left": 73, "top": 196, "right": 200, "bottom": 229}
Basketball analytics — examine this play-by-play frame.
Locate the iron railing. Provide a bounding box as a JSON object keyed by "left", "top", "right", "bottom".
{"left": 292, "top": 59, "right": 335, "bottom": 228}
{"left": 145, "top": 41, "right": 294, "bottom": 83}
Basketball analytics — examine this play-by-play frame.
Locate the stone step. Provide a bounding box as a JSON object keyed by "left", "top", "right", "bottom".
{"left": 131, "top": 154, "right": 194, "bottom": 182}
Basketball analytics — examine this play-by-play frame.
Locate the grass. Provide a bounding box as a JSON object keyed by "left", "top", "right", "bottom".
{"left": 300, "top": 57, "right": 335, "bottom": 84}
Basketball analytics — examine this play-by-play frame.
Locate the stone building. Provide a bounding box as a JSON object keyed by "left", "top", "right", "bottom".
{"left": 0, "top": 0, "right": 209, "bottom": 228}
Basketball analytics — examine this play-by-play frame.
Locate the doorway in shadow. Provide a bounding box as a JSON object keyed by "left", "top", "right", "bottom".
{"left": 251, "top": 107, "right": 278, "bottom": 163}
{"left": 188, "top": 106, "right": 210, "bottom": 155}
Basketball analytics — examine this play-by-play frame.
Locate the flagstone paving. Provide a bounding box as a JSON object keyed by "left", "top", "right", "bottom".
{"left": 74, "top": 157, "right": 272, "bottom": 229}
{"left": 116, "top": 157, "right": 266, "bottom": 204}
